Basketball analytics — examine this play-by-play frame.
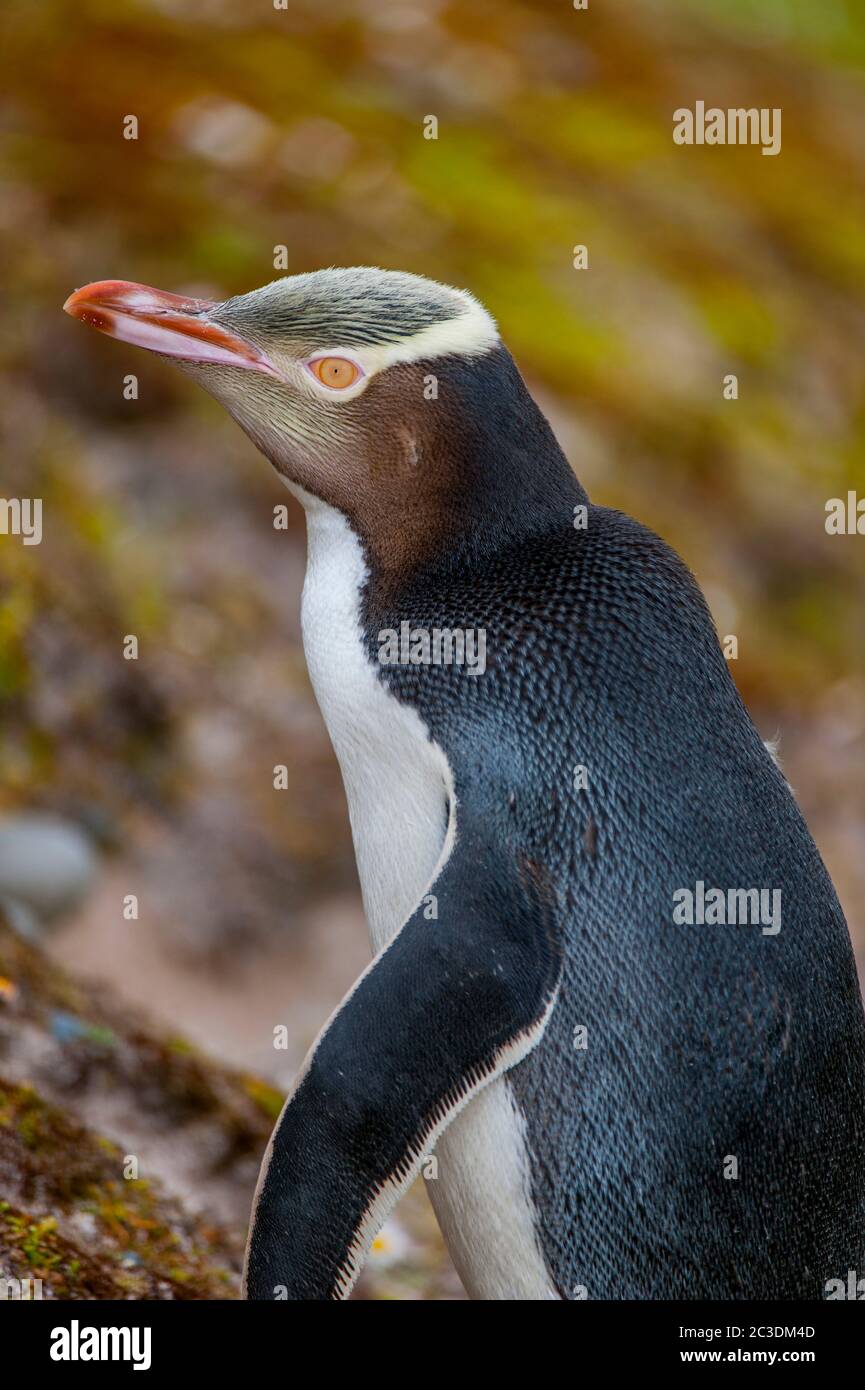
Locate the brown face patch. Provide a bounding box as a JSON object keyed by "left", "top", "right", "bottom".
{"left": 259, "top": 356, "right": 487, "bottom": 599}
{"left": 190, "top": 342, "right": 578, "bottom": 606}
{"left": 342, "top": 361, "right": 468, "bottom": 586}
{"left": 321, "top": 347, "right": 579, "bottom": 604}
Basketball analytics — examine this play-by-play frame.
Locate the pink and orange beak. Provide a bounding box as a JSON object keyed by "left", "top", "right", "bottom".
{"left": 63, "top": 280, "right": 282, "bottom": 378}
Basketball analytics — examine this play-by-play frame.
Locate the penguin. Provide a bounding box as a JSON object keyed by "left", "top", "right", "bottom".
{"left": 64, "top": 269, "right": 865, "bottom": 1301}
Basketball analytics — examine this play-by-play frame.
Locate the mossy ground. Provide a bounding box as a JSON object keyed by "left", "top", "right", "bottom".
{"left": 0, "top": 914, "right": 278, "bottom": 1298}
{"left": 0, "top": 1083, "right": 233, "bottom": 1299}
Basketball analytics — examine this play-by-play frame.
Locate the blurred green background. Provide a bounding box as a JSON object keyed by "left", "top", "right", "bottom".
{"left": 1, "top": 0, "right": 864, "bottom": 1298}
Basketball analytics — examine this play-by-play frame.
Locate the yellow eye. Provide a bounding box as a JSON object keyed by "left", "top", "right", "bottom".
{"left": 310, "top": 356, "right": 361, "bottom": 389}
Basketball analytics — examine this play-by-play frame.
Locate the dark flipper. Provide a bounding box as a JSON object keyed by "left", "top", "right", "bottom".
{"left": 243, "top": 818, "right": 561, "bottom": 1300}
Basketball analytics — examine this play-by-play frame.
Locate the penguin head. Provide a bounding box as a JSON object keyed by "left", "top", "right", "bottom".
{"left": 64, "top": 267, "right": 575, "bottom": 581}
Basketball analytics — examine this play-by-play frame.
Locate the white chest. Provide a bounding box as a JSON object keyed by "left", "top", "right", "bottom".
{"left": 293, "top": 494, "right": 557, "bottom": 1299}
{"left": 297, "top": 496, "right": 452, "bottom": 952}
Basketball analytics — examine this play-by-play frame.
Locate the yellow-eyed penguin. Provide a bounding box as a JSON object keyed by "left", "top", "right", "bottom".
{"left": 64, "top": 269, "right": 865, "bottom": 1300}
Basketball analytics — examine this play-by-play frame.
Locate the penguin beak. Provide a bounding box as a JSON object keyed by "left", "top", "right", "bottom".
{"left": 63, "top": 280, "right": 282, "bottom": 379}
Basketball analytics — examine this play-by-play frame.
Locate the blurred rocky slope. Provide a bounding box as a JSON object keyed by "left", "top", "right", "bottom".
{"left": 0, "top": 906, "right": 261, "bottom": 1296}
{"left": 0, "top": 910, "right": 460, "bottom": 1298}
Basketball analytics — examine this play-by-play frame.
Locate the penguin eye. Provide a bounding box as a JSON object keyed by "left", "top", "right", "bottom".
{"left": 308, "top": 356, "right": 362, "bottom": 390}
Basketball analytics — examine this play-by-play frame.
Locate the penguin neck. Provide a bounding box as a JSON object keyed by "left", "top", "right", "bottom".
{"left": 267, "top": 345, "right": 584, "bottom": 605}
{"left": 294, "top": 487, "right": 454, "bottom": 951}
{"left": 361, "top": 344, "right": 589, "bottom": 600}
